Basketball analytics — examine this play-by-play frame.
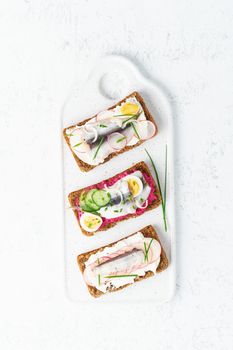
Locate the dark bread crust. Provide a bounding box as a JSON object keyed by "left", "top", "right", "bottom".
{"left": 63, "top": 91, "right": 157, "bottom": 172}
{"left": 77, "top": 225, "right": 169, "bottom": 298}
{"left": 68, "top": 161, "right": 161, "bottom": 236}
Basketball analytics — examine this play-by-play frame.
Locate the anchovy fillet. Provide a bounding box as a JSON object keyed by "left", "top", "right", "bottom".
{"left": 83, "top": 112, "right": 142, "bottom": 146}
{"left": 94, "top": 249, "right": 144, "bottom": 276}
{"left": 83, "top": 122, "right": 131, "bottom": 146}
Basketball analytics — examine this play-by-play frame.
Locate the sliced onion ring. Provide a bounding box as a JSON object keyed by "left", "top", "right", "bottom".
{"left": 121, "top": 126, "right": 135, "bottom": 144}
{"left": 123, "top": 119, "right": 137, "bottom": 128}
{"left": 135, "top": 120, "right": 156, "bottom": 140}
{"left": 121, "top": 120, "right": 138, "bottom": 144}
{"left": 107, "top": 132, "right": 127, "bottom": 150}
{"left": 84, "top": 124, "right": 98, "bottom": 143}
{"left": 135, "top": 199, "right": 148, "bottom": 209}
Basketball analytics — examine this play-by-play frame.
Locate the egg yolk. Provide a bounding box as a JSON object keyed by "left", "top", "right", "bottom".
{"left": 120, "top": 103, "right": 140, "bottom": 115}
{"left": 127, "top": 178, "right": 140, "bottom": 197}
{"left": 84, "top": 216, "right": 101, "bottom": 229}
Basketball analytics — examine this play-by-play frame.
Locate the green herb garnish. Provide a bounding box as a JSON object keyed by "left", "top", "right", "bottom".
{"left": 144, "top": 238, "right": 153, "bottom": 261}
{"left": 113, "top": 208, "right": 123, "bottom": 213}
{"left": 122, "top": 115, "right": 138, "bottom": 124}
{"left": 144, "top": 242, "right": 147, "bottom": 261}
{"left": 113, "top": 113, "right": 137, "bottom": 118}
{"left": 104, "top": 274, "right": 138, "bottom": 278}
{"left": 99, "top": 124, "right": 107, "bottom": 128}
{"left": 92, "top": 211, "right": 101, "bottom": 216}
{"left": 93, "top": 137, "right": 104, "bottom": 160}
{"left": 116, "top": 136, "right": 126, "bottom": 143}
{"left": 131, "top": 122, "right": 140, "bottom": 139}
{"left": 145, "top": 147, "right": 168, "bottom": 231}
{"left": 97, "top": 258, "right": 100, "bottom": 265}
{"left": 98, "top": 274, "right": 101, "bottom": 286}
{"left": 73, "top": 142, "right": 83, "bottom": 147}
{"left": 121, "top": 112, "right": 142, "bottom": 126}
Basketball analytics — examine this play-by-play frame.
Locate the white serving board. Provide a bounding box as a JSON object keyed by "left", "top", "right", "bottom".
{"left": 62, "top": 55, "right": 176, "bottom": 303}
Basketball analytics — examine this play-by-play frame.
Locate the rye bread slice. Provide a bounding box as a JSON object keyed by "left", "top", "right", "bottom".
{"left": 77, "top": 225, "right": 169, "bottom": 298}
{"left": 68, "top": 161, "right": 161, "bottom": 236}
{"left": 63, "top": 91, "right": 157, "bottom": 172}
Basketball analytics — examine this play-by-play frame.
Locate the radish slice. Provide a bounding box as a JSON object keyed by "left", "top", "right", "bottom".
{"left": 84, "top": 124, "right": 98, "bottom": 143}
{"left": 135, "top": 121, "right": 156, "bottom": 140}
{"left": 121, "top": 124, "right": 135, "bottom": 144}
{"left": 69, "top": 130, "right": 91, "bottom": 153}
{"left": 96, "top": 110, "right": 114, "bottom": 121}
{"left": 66, "top": 126, "right": 84, "bottom": 137}
{"left": 123, "top": 119, "right": 137, "bottom": 128}
{"left": 107, "top": 132, "right": 127, "bottom": 150}
{"left": 137, "top": 113, "right": 146, "bottom": 122}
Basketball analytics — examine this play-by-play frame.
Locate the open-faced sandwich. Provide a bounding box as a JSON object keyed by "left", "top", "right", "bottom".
{"left": 77, "top": 225, "right": 168, "bottom": 298}
{"left": 63, "top": 91, "right": 157, "bottom": 172}
{"left": 68, "top": 161, "right": 161, "bottom": 236}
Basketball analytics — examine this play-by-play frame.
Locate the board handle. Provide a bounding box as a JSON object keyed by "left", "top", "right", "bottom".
{"left": 87, "top": 55, "right": 142, "bottom": 100}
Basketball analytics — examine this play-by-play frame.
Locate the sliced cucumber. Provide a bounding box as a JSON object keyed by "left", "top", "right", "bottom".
{"left": 92, "top": 190, "right": 111, "bottom": 207}
{"left": 79, "top": 191, "right": 95, "bottom": 212}
{"left": 85, "top": 189, "right": 100, "bottom": 211}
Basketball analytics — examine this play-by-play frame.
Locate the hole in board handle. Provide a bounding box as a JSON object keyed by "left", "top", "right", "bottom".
{"left": 99, "top": 72, "right": 130, "bottom": 100}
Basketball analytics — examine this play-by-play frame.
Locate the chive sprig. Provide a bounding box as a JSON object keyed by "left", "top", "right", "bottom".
{"left": 144, "top": 238, "right": 153, "bottom": 261}
{"left": 93, "top": 136, "right": 104, "bottom": 160}
{"left": 104, "top": 274, "right": 138, "bottom": 278}
{"left": 145, "top": 146, "right": 168, "bottom": 231}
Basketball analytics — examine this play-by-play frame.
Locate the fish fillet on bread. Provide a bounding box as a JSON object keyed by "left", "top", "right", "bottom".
{"left": 77, "top": 225, "right": 169, "bottom": 298}
{"left": 63, "top": 91, "right": 157, "bottom": 172}
{"left": 68, "top": 161, "right": 161, "bottom": 236}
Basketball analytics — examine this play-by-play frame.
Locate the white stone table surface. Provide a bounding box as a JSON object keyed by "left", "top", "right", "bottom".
{"left": 0, "top": 1, "right": 232, "bottom": 349}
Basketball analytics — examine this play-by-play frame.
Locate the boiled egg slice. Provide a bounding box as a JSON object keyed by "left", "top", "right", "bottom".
{"left": 126, "top": 175, "right": 143, "bottom": 198}
{"left": 120, "top": 102, "right": 140, "bottom": 115}
{"left": 80, "top": 213, "right": 102, "bottom": 232}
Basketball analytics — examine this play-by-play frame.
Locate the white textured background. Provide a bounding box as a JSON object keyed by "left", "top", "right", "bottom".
{"left": 0, "top": 1, "right": 233, "bottom": 349}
